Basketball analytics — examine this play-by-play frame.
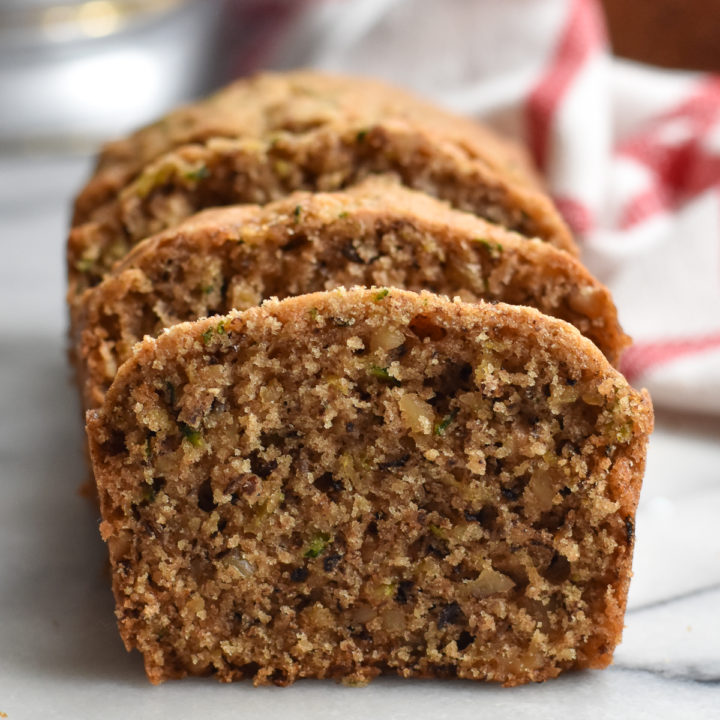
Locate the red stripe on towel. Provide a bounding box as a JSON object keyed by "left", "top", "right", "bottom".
{"left": 618, "top": 79, "right": 720, "bottom": 228}
{"left": 526, "top": 0, "right": 605, "bottom": 172}
{"left": 620, "top": 332, "right": 720, "bottom": 382}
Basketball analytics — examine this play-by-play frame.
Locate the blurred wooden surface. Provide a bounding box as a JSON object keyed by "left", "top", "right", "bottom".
{"left": 602, "top": 0, "right": 720, "bottom": 71}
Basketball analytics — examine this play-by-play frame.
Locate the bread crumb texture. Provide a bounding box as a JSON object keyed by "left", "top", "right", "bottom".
{"left": 88, "top": 288, "right": 652, "bottom": 687}
{"left": 75, "top": 178, "right": 626, "bottom": 411}
{"left": 67, "top": 70, "right": 574, "bottom": 300}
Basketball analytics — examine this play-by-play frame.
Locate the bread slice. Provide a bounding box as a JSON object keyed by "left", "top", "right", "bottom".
{"left": 74, "top": 179, "right": 627, "bottom": 411}
{"left": 68, "top": 70, "right": 575, "bottom": 299}
{"left": 73, "top": 70, "right": 544, "bottom": 223}
{"left": 87, "top": 287, "right": 652, "bottom": 686}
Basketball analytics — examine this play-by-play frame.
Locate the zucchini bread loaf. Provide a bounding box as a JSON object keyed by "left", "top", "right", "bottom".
{"left": 87, "top": 288, "right": 652, "bottom": 686}
{"left": 68, "top": 70, "right": 575, "bottom": 299}
{"left": 75, "top": 178, "right": 626, "bottom": 411}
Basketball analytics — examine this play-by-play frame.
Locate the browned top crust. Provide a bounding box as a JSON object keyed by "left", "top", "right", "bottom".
{"left": 74, "top": 69, "right": 544, "bottom": 223}
{"left": 98, "top": 286, "right": 652, "bottom": 437}
{"left": 67, "top": 71, "right": 575, "bottom": 301}
{"left": 74, "top": 178, "right": 626, "bottom": 411}
{"left": 98, "top": 286, "right": 651, "bottom": 445}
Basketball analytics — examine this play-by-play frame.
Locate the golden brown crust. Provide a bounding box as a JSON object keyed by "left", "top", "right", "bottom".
{"left": 67, "top": 70, "right": 575, "bottom": 302}
{"left": 74, "top": 178, "right": 624, "bottom": 412}
{"left": 88, "top": 288, "right": 652, "bottom": 687}
{"left": 75, "top": 70, "right": 543, "bottom": 222}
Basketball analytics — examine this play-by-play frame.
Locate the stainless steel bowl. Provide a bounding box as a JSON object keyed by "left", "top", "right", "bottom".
{"left": 0, "top": 0, "right": 225, "bottom": 153}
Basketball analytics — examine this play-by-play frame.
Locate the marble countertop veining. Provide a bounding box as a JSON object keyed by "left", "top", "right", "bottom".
{"left": 0, "top": 155, "right": 718, "bottom": 719}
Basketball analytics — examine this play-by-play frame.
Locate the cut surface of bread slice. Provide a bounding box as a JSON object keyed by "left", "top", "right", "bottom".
{"left": 75, "top": 179, "right": 627, "bottom": 411}
{"left": 68, "top": 70, "right": 575, "bottom": 299}
{"left": 87, "top": 288, "right": 652, "bottom": 686}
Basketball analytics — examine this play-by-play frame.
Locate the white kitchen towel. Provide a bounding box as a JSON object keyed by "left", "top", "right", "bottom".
{"left": 227, "top": 0, "right": 720, "bottom": 414}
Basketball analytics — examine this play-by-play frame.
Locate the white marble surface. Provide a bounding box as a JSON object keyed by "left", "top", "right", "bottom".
{"left": 1, "top": 155, "right": 719, "bottom": 719}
